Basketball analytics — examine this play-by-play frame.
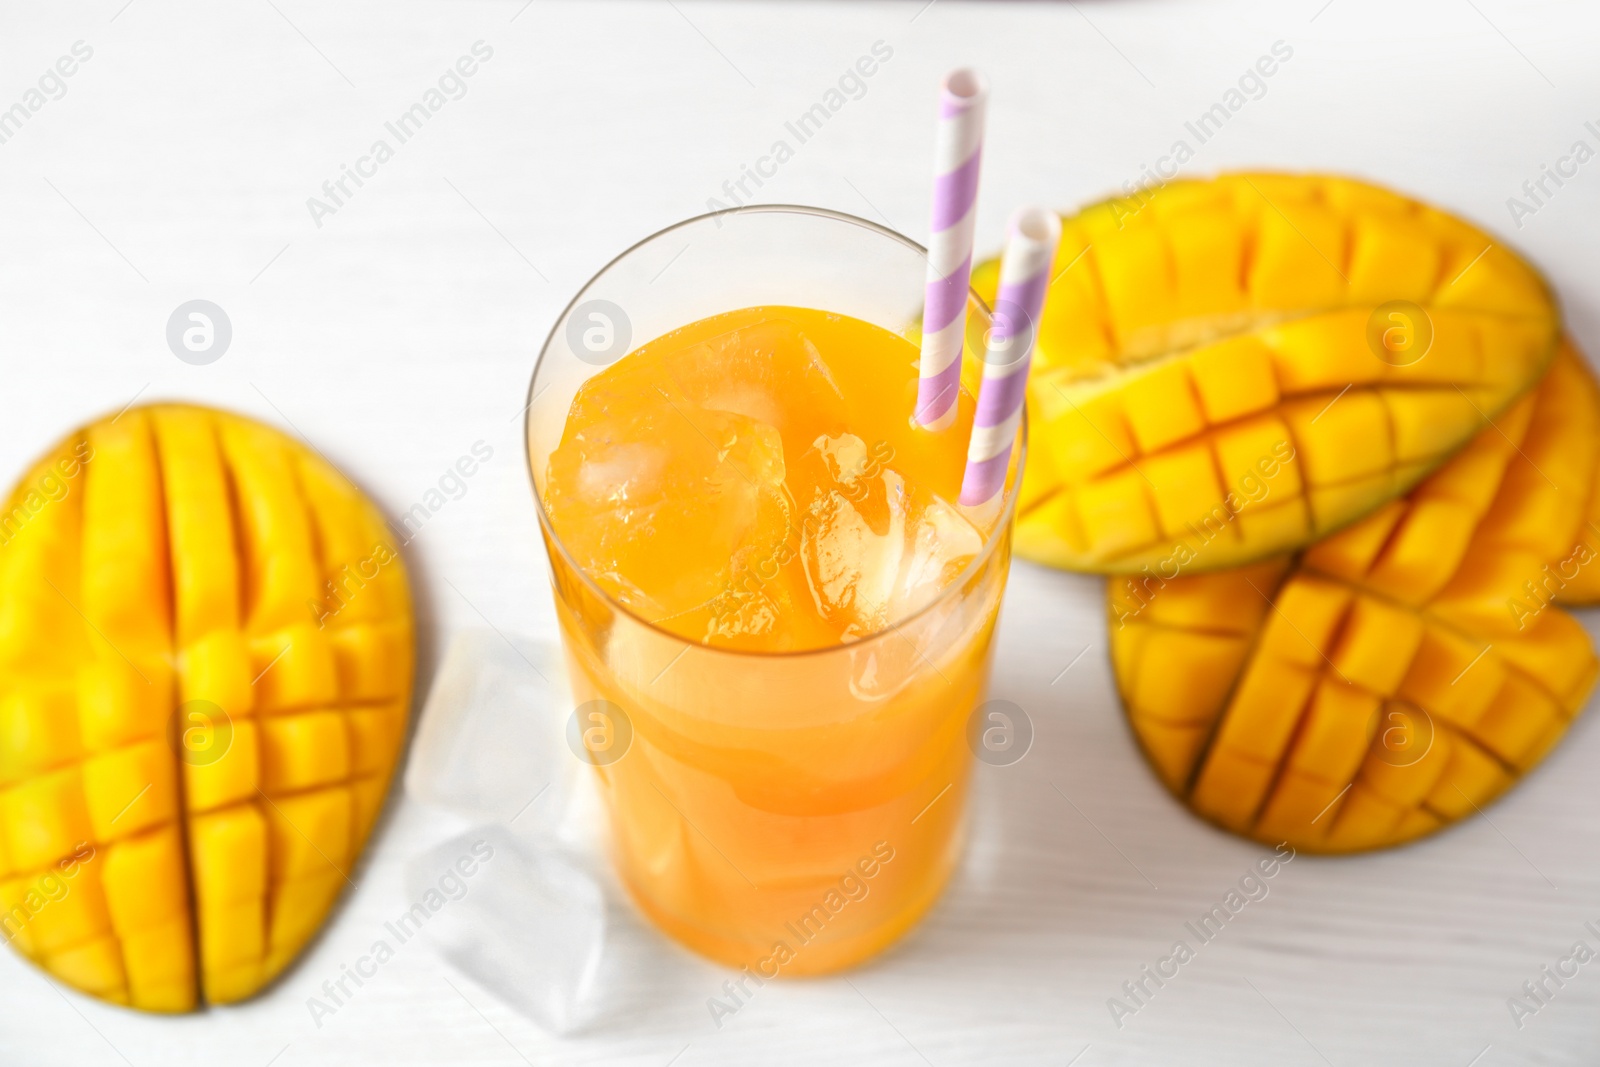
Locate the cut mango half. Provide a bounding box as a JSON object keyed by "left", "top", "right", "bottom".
{"left": 1109, "top": 343, "right": 1600, "bottom": 852}
{"left": 0, "top": 405, "right": 412, "bottom": 1010}
{"left": 972, "top": 173, "right": 1559, "bottom": 574}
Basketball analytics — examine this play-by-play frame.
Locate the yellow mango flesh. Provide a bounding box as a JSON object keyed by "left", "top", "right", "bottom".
{"left": 972, "top": 172, "right": 1558, "bottom": 574}
{"left": 0, "top": 405, "right": 412, "bottom": 1010}
{"left": 1109, "top": 343, "right": 1600, "bottom": 853}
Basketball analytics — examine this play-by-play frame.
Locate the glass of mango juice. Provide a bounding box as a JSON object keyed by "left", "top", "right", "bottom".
{"left": 525, "top": 206, "right": 1024, "bottom": 975}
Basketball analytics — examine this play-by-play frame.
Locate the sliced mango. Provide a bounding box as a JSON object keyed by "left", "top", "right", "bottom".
{"left": 972, "top": 173, "right": 1558, "bottom": 574}
{"left": 0, "top": 405, "right": 412, "bottom": 1010}
{"left": 1108, "top": 343, "right": 1599, "bottom": 852}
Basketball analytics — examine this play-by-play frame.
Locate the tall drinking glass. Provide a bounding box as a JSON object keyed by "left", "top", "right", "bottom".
{"left": 525, "top": 206, "right": 1024, "bottom": 975}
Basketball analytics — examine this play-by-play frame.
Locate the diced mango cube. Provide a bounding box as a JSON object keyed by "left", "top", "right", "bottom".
{"left": 82, "top": 740, "right": 179, "bottom": 840}
{"left": 1120, "top": 361, "right": 1207, "bottom": 454}
{"left": 1188, "top": 336, "right": 1279, "bottom": 423}
{"left": 261, "top": 712, "right": 351, "bottom": 795}
{"left": 251, "top": 624, "right": 338, "bottom": 714}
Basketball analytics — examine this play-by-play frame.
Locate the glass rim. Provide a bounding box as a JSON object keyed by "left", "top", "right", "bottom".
{"left": 523, "top": 203, "right": 1028, "bottom": 660}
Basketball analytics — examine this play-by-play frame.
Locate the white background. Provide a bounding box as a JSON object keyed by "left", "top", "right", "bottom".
{"left": 2, "top": 1, "right": 1600, "bottom": 1064}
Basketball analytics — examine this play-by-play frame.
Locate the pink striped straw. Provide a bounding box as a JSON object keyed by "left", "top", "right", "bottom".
{"left": 959, "top": 206, "right": 1061, "bottom": 507}
{"left": 915, "top": 68, "right": 988, "bottom": 430}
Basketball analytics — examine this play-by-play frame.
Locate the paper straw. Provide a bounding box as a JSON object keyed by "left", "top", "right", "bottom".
{"left": 958, "top": 206, "right": 1061, "bottom": 507}
{"left": 915, "top": 68, "right": 988, "bottom": 430}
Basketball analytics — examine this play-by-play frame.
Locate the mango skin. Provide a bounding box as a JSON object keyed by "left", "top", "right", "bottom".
{"left": 972, "top": 172, "right": 1560, "bottom": 575}
{"left": 0, "top": 405, "right": 412, "bottom": 1010}
{"left": 1108, "top": 343, "right": 1600, "bottom": 853}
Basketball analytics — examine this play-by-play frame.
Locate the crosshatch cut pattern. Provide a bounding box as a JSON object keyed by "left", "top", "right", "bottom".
{"left": 0, "top": 405, "right": 413, "bottom": 1010}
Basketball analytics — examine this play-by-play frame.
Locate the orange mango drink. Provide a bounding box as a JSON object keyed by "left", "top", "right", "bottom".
{"left": 537, "top": 304, "right": 1018, "bottom": 974}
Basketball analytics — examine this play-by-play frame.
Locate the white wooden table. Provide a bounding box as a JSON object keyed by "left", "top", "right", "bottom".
{"left": 3, "top": 1, "right": 1599, "bottom": 1063}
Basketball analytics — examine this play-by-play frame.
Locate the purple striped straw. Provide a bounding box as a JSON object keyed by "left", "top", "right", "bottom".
{"left": 959, "top": 206, "right": 1061, "bottom": 507}
{"left": 915, "top": 68, "right": 988, "bottom": 430}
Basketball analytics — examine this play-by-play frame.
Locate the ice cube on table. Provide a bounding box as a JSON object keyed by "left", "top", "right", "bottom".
{"left": 408, "top": 826, "right": 606, "bottom": 1035}
{"left": 405, "top": 630, "right": 574, "bottom": 834}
